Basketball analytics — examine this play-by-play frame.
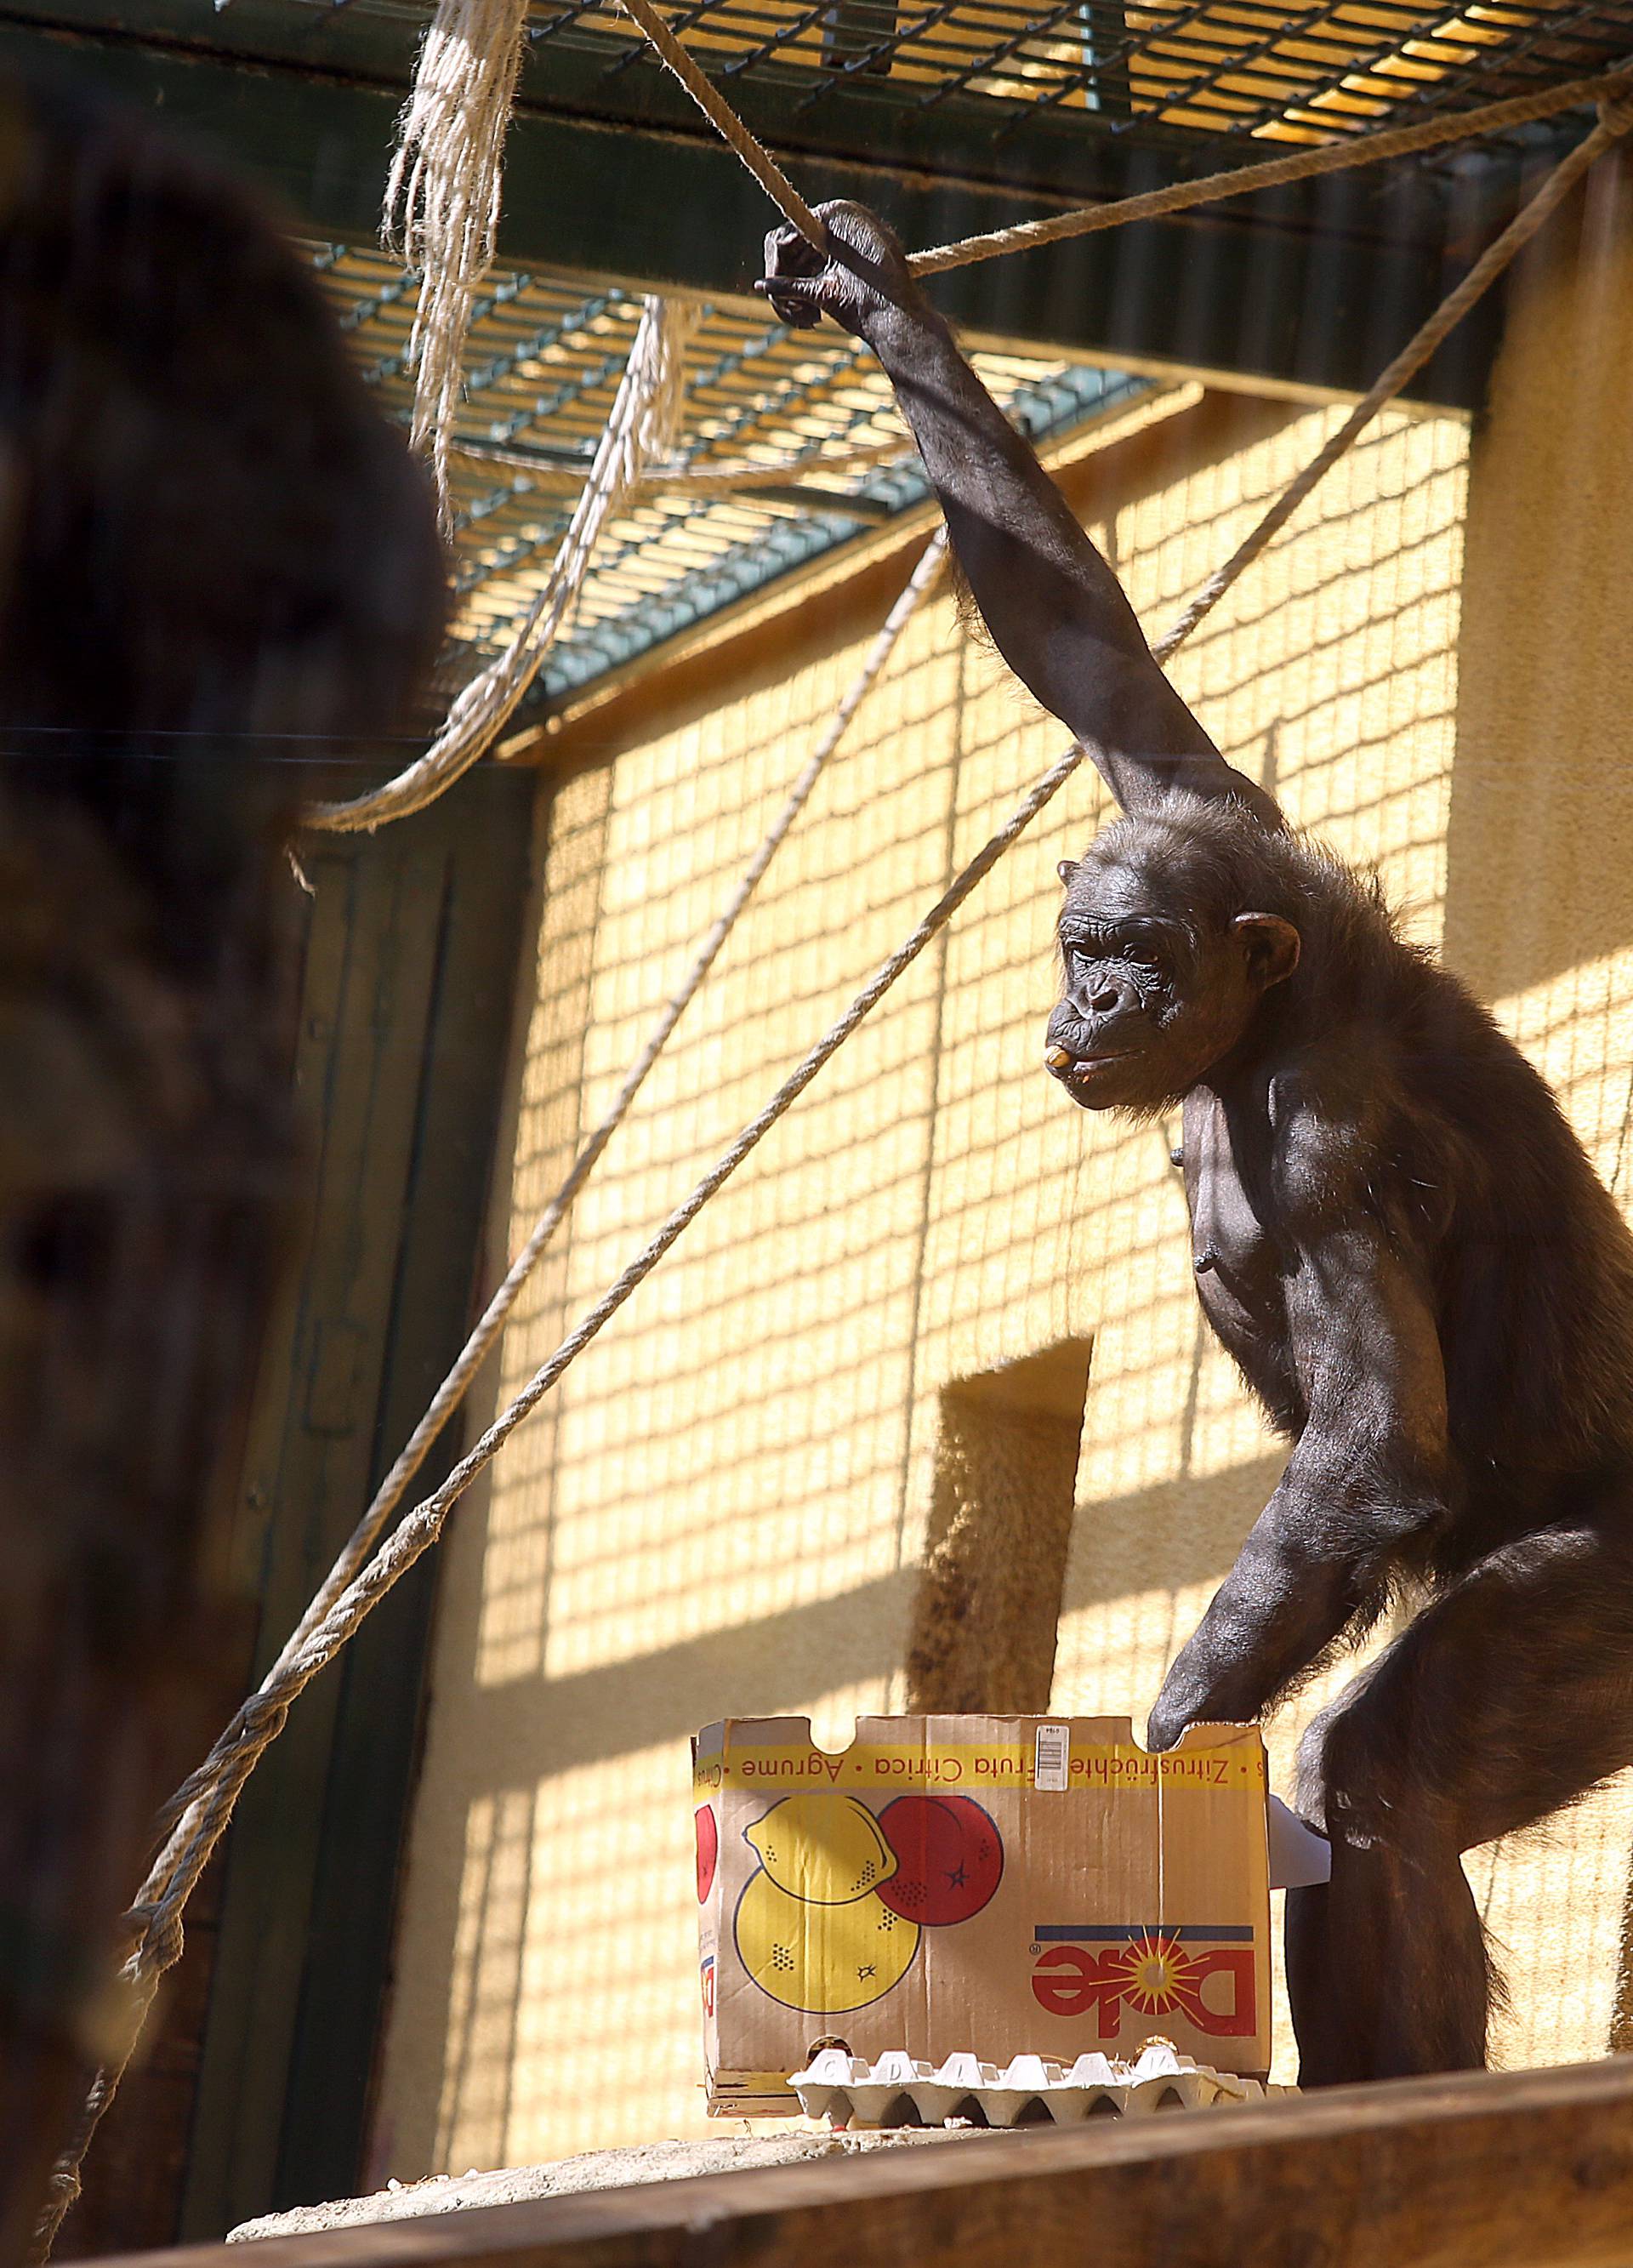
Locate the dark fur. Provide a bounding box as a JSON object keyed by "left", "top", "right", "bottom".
{"left": 1089, "top": 800, "right": 1633, "bottom": 1522}
{"left": 0, "top": 73, "right": 445, "bottom": 2239}
{"left": 0, "top": 71, "right": 447, "bottom": 972}
{"left": 1062, "top": 795, "right": 1633, "bottom": 2081}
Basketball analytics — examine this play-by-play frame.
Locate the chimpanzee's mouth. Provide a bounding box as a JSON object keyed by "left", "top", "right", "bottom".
{"left": 1045, "top": 1045, "right": 1134, "bottom": 1084}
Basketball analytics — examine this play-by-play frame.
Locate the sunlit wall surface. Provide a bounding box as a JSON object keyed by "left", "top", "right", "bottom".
{"left": 374, "top": 169, "right": 1633, "bottom": 2173}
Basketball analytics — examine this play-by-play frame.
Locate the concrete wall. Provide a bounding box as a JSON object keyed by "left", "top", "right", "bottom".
{"left": 373, "top": 164, "right": 1633, "bottom": 2174}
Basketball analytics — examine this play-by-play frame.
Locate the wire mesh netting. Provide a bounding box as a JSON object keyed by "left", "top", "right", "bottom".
{"left": 288, "top": 0, "right": 1633, "bottom": 715}
{"left": 520, "top": 0, "right": 1631, "bottom": 141}
{"left": 378, "top": 389, "right": 1516, "bottom": 2165}
{"left": 263, "top": 0, "right": 1631, "bottom": 145}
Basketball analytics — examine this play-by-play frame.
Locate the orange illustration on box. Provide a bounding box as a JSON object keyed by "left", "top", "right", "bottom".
{"left": 726, "top": 1789, "right": 1004, "bottom": 2013}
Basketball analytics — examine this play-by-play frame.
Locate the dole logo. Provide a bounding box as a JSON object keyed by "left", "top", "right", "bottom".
{"left": 1030, "top": 1926, "right": 1255, "bottom": 2037}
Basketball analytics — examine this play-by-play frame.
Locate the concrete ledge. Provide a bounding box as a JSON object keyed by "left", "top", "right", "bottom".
{"left": 226, "top": 2129, "right": 986, "bottom": 2242}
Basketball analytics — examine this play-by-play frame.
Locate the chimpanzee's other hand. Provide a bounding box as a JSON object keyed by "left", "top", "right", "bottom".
{"left": 759, "top": 200, "right": 922, "bottom": 339}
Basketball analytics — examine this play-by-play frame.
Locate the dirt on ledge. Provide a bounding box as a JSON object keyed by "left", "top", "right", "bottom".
{"left": 228, "top": 2127, "right": 996, "bottom": 2241}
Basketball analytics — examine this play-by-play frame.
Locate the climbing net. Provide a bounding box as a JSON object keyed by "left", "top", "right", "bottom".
{"left": 31, "top": 10, "right": 1633, "bottom": 2253}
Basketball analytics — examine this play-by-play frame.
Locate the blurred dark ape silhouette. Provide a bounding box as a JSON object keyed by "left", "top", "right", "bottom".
{"left": 0, "top": 71, "right": 444, "bottom": 2259}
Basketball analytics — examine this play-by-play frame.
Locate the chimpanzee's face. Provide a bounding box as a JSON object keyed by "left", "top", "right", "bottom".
{"left": 1044, "top": 847, "right": 1297, "bottom": 1114}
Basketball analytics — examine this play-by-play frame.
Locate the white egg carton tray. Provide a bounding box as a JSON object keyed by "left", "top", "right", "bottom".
{"left": 791, "top": 2042, "right": 1294, "bottom": 2128}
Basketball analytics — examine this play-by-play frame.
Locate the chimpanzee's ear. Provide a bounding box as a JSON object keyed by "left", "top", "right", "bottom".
{"left": 1232, "top": 913, "right": 1300, "bottom": 990}
{"left": 1057, "top": 858, "right": 1081, "bottom": 888}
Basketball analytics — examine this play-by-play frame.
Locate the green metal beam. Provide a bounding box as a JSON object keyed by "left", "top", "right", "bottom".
{"left": 0, "top": 0, "right": 1541, "bottom": 403}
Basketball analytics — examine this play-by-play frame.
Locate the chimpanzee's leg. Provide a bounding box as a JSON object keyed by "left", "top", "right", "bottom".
{"left": 1285, "top": 1516, "right": 1633, "bottom": 2085}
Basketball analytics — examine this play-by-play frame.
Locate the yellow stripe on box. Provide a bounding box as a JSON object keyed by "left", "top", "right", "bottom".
{"left": 693, "top": 1742, "right": 1265, "bottom": 1797}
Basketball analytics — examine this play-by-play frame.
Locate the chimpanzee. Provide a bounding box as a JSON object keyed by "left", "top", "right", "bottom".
{"left": 763, "top": 201, "right": 1633, "bottom": 2087}
{"left": 0, "top": 71, "right": 444, "bottom": 2248}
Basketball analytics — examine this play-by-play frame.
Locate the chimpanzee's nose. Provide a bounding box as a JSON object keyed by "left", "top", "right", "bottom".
{"left": 1090, "top": 979, "right": 1124, "bottom": 1014}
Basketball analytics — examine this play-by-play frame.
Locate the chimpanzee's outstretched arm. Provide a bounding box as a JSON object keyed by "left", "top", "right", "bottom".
{"left": 1147, "top": 1213, "right": 1454, "bottom": 1749}
{"left": 760, "top": 202, "right": 1281, "bottom": 825}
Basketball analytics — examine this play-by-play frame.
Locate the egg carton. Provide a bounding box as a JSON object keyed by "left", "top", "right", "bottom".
{"left": 790, "top": 2043, "right": 1295, "bottom": 2128}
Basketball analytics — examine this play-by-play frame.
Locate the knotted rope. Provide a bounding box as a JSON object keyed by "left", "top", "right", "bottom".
{"left": 34, "top": 60, "right": 1632, "bottom": 2267}
{"left": 306, "top": 292, "right": 698, "bottom": 834}
{"left": 387, "top": 0, "right": 533, "bottom": 531}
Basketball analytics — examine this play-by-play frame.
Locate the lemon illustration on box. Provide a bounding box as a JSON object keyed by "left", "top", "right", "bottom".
{"left": 735, "top": 1793, "right": 918, "bottom": 2012}
{"left": 734, "top": 1789, "right": 1003, "bottom": 2013}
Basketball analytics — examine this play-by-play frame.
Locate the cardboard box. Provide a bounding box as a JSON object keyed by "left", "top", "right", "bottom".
{"left": 693, "top": 1714, "right": 1271, "bottom": 2115}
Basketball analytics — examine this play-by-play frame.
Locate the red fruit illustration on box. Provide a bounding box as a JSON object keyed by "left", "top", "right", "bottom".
{"left": 696, "top": 1804, "right": 719, "bottom": 1904}
{"left": 875, "top": 1792, "right": 1003, "bottom": 1925}
{"left": 735, "top": 1789, "right": 1004, "bottom": 2010}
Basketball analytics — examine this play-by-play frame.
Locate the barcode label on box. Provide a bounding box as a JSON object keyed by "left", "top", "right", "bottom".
{"left": 1034, "top": 1723, "right": 1070, "bottom": 1791}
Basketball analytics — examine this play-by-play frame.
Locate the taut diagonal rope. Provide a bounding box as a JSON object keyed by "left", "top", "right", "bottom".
{"left": 908, "top": 70, "right": 1633, "bottom": 275}
{"left": 614, "top": 0, "right": 827, "bottom": 248}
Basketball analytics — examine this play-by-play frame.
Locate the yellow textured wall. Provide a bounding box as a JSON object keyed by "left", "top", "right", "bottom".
{"left": 1439, "top": 152, "right": 1633, "bottom": 2069}
{"left": 375, "top": 177, "right": 1633, "bottom": 2174}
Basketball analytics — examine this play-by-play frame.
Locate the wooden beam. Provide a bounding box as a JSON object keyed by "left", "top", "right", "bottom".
{"left": 172, "top": 766, "right": 539, "bottom": 2240}
{"left": 83, "top": 2058, "right": 1633, "bottom": 2268}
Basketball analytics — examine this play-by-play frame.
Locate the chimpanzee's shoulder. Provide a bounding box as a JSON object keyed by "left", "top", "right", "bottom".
{"left": 1262, "top": 1045, "right": 1408, "bottom": 1231}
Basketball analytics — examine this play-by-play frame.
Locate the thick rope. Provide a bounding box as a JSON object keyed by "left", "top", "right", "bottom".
{"left": 306, "top": 294, "right": 698, "bottom": 835}
{"left": 1156, "top": 97, "right": 1633, "bottom": 654}
{"left": 613, "top": 0, "right": 826, "bottom": 249}
{"left": 909, "top": 68, "right": 1633, "bottom": 275}
{"left": 606, "top": 0, "right": 1628, "bottom": 277}
{"left": 25, "top": 526, "right": 947, "bottom": 2265}
{"left": 452, "top": 432, "right": 913, "bottom": 492}
{"left": 32, "top": 101, "right": 1628, "bottom": 2268}
{"left": 386, "top": 0, "right": 533, "bottom": 528}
